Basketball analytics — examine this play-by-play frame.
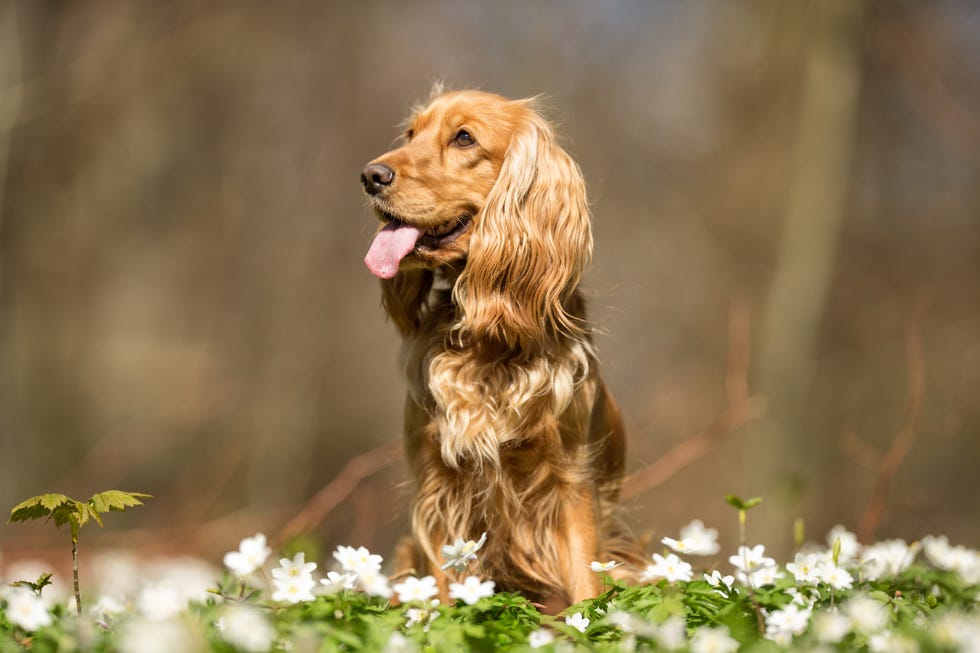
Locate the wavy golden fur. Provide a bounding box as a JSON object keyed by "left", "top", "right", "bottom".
{"left": 360, "top": 89, "right": 642, "bottom": 611}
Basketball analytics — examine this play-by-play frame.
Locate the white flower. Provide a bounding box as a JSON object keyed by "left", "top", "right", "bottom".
{"left": 223, "top": 533, "right": 271, "bottom": 577}
{"left": 145, "top": 557, "right": 217, "bottom": 605}
{"left": 827, "top": 525, "right": 862, "bottom": 563}
{"left": 90, "top": 594, "right": 127, "bottom": 624}
{"left": 703, "top": 570, "right": 736, "bottom": 595}
{"left": 91, "top": 550, "right": 142, "bottom": 599}
{"left": 136, "top": 583, "right": 184, "bottom": 621}
{"left": 565, "top": 611, "right": 590, "bottom": 633}
{"left": 642, "top": 553, "right": 693, "bottom": 583}
{"left": 765, "top": 603, "right": 812, "bottom": 643}
{"left": 869, "top": 630, "right": 919, "bottom": 653}
{"left": 393, "top": 575, "right": 439, "bottom": 603}
{"left": 662, "top": 519, "right": 720, "bottom": 556}
{"left": 404, "top": 607, "right": 425, "bottom": 627}
{"left": 818, "top": 561, "right": 854, "bottom": 590}
{"left": 607, "top": 610, "right": 640, "bottom": 633}
{"left": 440, "top": 532, "right": 487, "bottom": 572}
{"left": 272, "top": 552, "right": 316, "bottom": 581}
{"left": 655, "top": 616, "right": 687, "bottom": 651}
{"left": 931, "top": 612, "right": 980, "bottom": 653}
{"left": 729, "top": 544, "right": 772, "bottom": 573}
{"left": 922, "top": 536, "right": 980, "bottom": 584}
{"left": 271, "top": 552, "right": 317, "bottom": 603}
{"left": 812, "top": 609, "right": 853, "bottom": 644}
{"left": 4, "top": 588, "right": 52, "bottom": 631}
{"left": 861, "top": 539, "right": 917, "bottom": 580}
{"left": 729, "top": 544, "right": 777, "bottom": 587}
{"left": 844, "top": 595, "right": 889, "bottom": 635}
{"left": 589, "top": 560, "right": 622, "bottom": 573}
{"left": 333, "top": 545, "right": 383, "bottom": 574}
{"left": 219, "top": 605, "right": 277, "bottom": 653}
{"left": 319, "top": 571, "right": 358, "bottom": 594}
{"left": 786, "top": 552, "right": 823, "bottom": 585}
{"left": 752, "top": 564, "right": 784, "bottom": 587}
{"left": 272, "top": 574, "right": 317, "bottom": 603}
{"left": 404, "top": 601, "right": 440, "bottom": 631}
{"left": 690, "top": 625, "right": 739, "bottom": 653}
{"left": 922, "top": 535, "right": 952, "bottom": 566}
{"left": 785, "top": 586, "right": 819, "bottom": 609}
{"left": 384, "top": 632, "right": 416, "bottom": 653}
{"left": 405, "top": 608, "right": 429, "bottom": 628}
{"left": 117, "top": 617, "right": 196, "bottom": 653}
{"left": 528, "top": 629, "right": 555, "bottom": 648}
{"left": 448, "top": 576, "right": 495, "bottom": 605}
{"left": 356, "top": 567, "right": 393, "bottom": 598}
{"left": 764, "top": 628, "right": 793, "bottom": 647}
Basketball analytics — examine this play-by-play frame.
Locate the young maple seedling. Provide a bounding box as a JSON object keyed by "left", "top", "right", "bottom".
{"left": 724, "top": 494, "right": 763, "bottom": 547}
{"left": 8, "top": 490, "right": 151, "bottom": 614}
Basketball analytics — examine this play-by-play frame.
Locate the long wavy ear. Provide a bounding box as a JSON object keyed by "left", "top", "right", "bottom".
{"left": 454, "top": 102, "right": 593, "bottom": 349}
{"left": 381, "top": 269, "right": 434, "bottom": 337}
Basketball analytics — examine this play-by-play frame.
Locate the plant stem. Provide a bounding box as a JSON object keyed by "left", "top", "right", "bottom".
{"left": 71, "top": 523, "right": 82, "bottom": 615}
{"left": 737, "top": 509, "right": 765, "bottom": 634}
{"left": 739, "top": 509, "right": 747, "bottom": 547}
{"left": 738, "top": 546, "right": 765, "bottom": 635}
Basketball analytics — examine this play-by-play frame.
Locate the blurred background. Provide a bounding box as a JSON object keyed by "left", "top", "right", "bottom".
{"left": 1, "top": 0, "right": 978, "bottom": 576}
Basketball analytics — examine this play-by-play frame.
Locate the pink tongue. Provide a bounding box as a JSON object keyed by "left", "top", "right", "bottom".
{"left": 364, "top": 222, "right": 423, "bottom": 279}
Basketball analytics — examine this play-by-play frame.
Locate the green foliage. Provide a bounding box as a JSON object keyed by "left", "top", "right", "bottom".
{"left": 2, "top": 493, "right": 977, "bottom": 651}
{"left": 8, "top": 491, "right": 151, "bottom": 531}
{"left": 7, "top": 490, "right": 151, "bottom": 617}
{"left": 725, "top": 495, "right": 763, "bottom": 512}
{"left": 9, "top": 573, "right": 54, "bottom": 596}
{"left": 1, "top": 564, "right": 977, "bottom": 652}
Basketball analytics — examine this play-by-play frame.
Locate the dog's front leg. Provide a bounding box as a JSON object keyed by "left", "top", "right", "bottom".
{"left": 559, "top": 485, "right": 603, "bottom": 605}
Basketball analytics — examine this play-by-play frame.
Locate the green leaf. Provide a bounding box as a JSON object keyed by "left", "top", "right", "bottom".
{"left": 463, "top": 623, "right": 487, "bottom": 639}
{"left": 8, "top": 493, "right": 90, "bottom": 530}
{"left": 322, "top": 624, "right": 363, "bottom": 648}
{"left": 9, "top": 490, "right": 150, "bottom": 531}
{"left": 75, "top": 503, "right": 103, "bottom": 528}
{"left": 10, "top": 572, "right": 54, "bottom": 594}
{"left": 54, "top": 501, "right": 86, "bottom": 529}
{"left": 89, "top": 490, "right": 152, "bottom": 515}
{"left": 866, "top": 590, "right": 892, "bottom": 604}
{"left": 8, "top": 493, "right": 74, "bottom": 523}
{"left": 725, "top": 494, "right": 763, "bottom": 510}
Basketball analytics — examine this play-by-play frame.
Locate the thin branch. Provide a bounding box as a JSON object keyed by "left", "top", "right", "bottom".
{"left": 623, "top": 299, "right": 764, "bottom": 500}
{"left": 839, "top": 427, "right": 880, "bottom": 471}
{"left": 857, "top": 308, "right": 927, "bottom": 542}
{"left": 275, "top": 440, "right": 401, "bottom": 545}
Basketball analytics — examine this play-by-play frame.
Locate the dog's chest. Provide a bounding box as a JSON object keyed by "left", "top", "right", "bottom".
{"left": 412, "top": 341, "right": 591, "bottom": 470}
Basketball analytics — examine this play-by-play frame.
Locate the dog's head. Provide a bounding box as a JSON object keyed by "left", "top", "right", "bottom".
{"left": 362, "top": 90, "right": 592, "bottom": 346}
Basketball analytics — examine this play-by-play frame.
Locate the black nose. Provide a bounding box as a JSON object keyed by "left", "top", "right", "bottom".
{"left": 361, "top": 163, "right": 395, "bottom": 195}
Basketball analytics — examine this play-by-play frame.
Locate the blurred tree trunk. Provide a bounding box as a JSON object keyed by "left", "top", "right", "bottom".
{"left": 0, "top": 0, "right": 24, "bottom": 503}
{"left": 752, "top": 0, "right": 865, "bottom": 549}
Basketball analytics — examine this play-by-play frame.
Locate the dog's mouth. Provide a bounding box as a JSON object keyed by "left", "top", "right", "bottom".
{"left": 413, "top": 214, "right": 472, "bottom": 251}
{"left": 365, "top": 210, "right": 472, "bottom": 279}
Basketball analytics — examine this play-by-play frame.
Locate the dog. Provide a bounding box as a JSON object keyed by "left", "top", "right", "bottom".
{"left": 361, "top": 89, "right": 641, "bottom": 611}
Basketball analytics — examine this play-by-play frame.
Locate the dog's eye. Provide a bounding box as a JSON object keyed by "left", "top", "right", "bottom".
{"left": 405, "top": 128, "right": 415, "bottom": 141}
{"left": 452, "top": 129, "right": 476, "bottom": 148}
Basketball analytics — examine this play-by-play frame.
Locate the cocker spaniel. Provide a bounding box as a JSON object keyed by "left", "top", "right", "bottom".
{"left": 361, "top": 89, "right": 641, "bottom": 611}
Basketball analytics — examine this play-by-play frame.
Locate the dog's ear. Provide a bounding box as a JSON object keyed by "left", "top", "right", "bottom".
{"left": 454, "top": 103, "right": 593, "bottom": 348}
{"left": 381, "top": 269, "right": 434, "bottom": 336}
